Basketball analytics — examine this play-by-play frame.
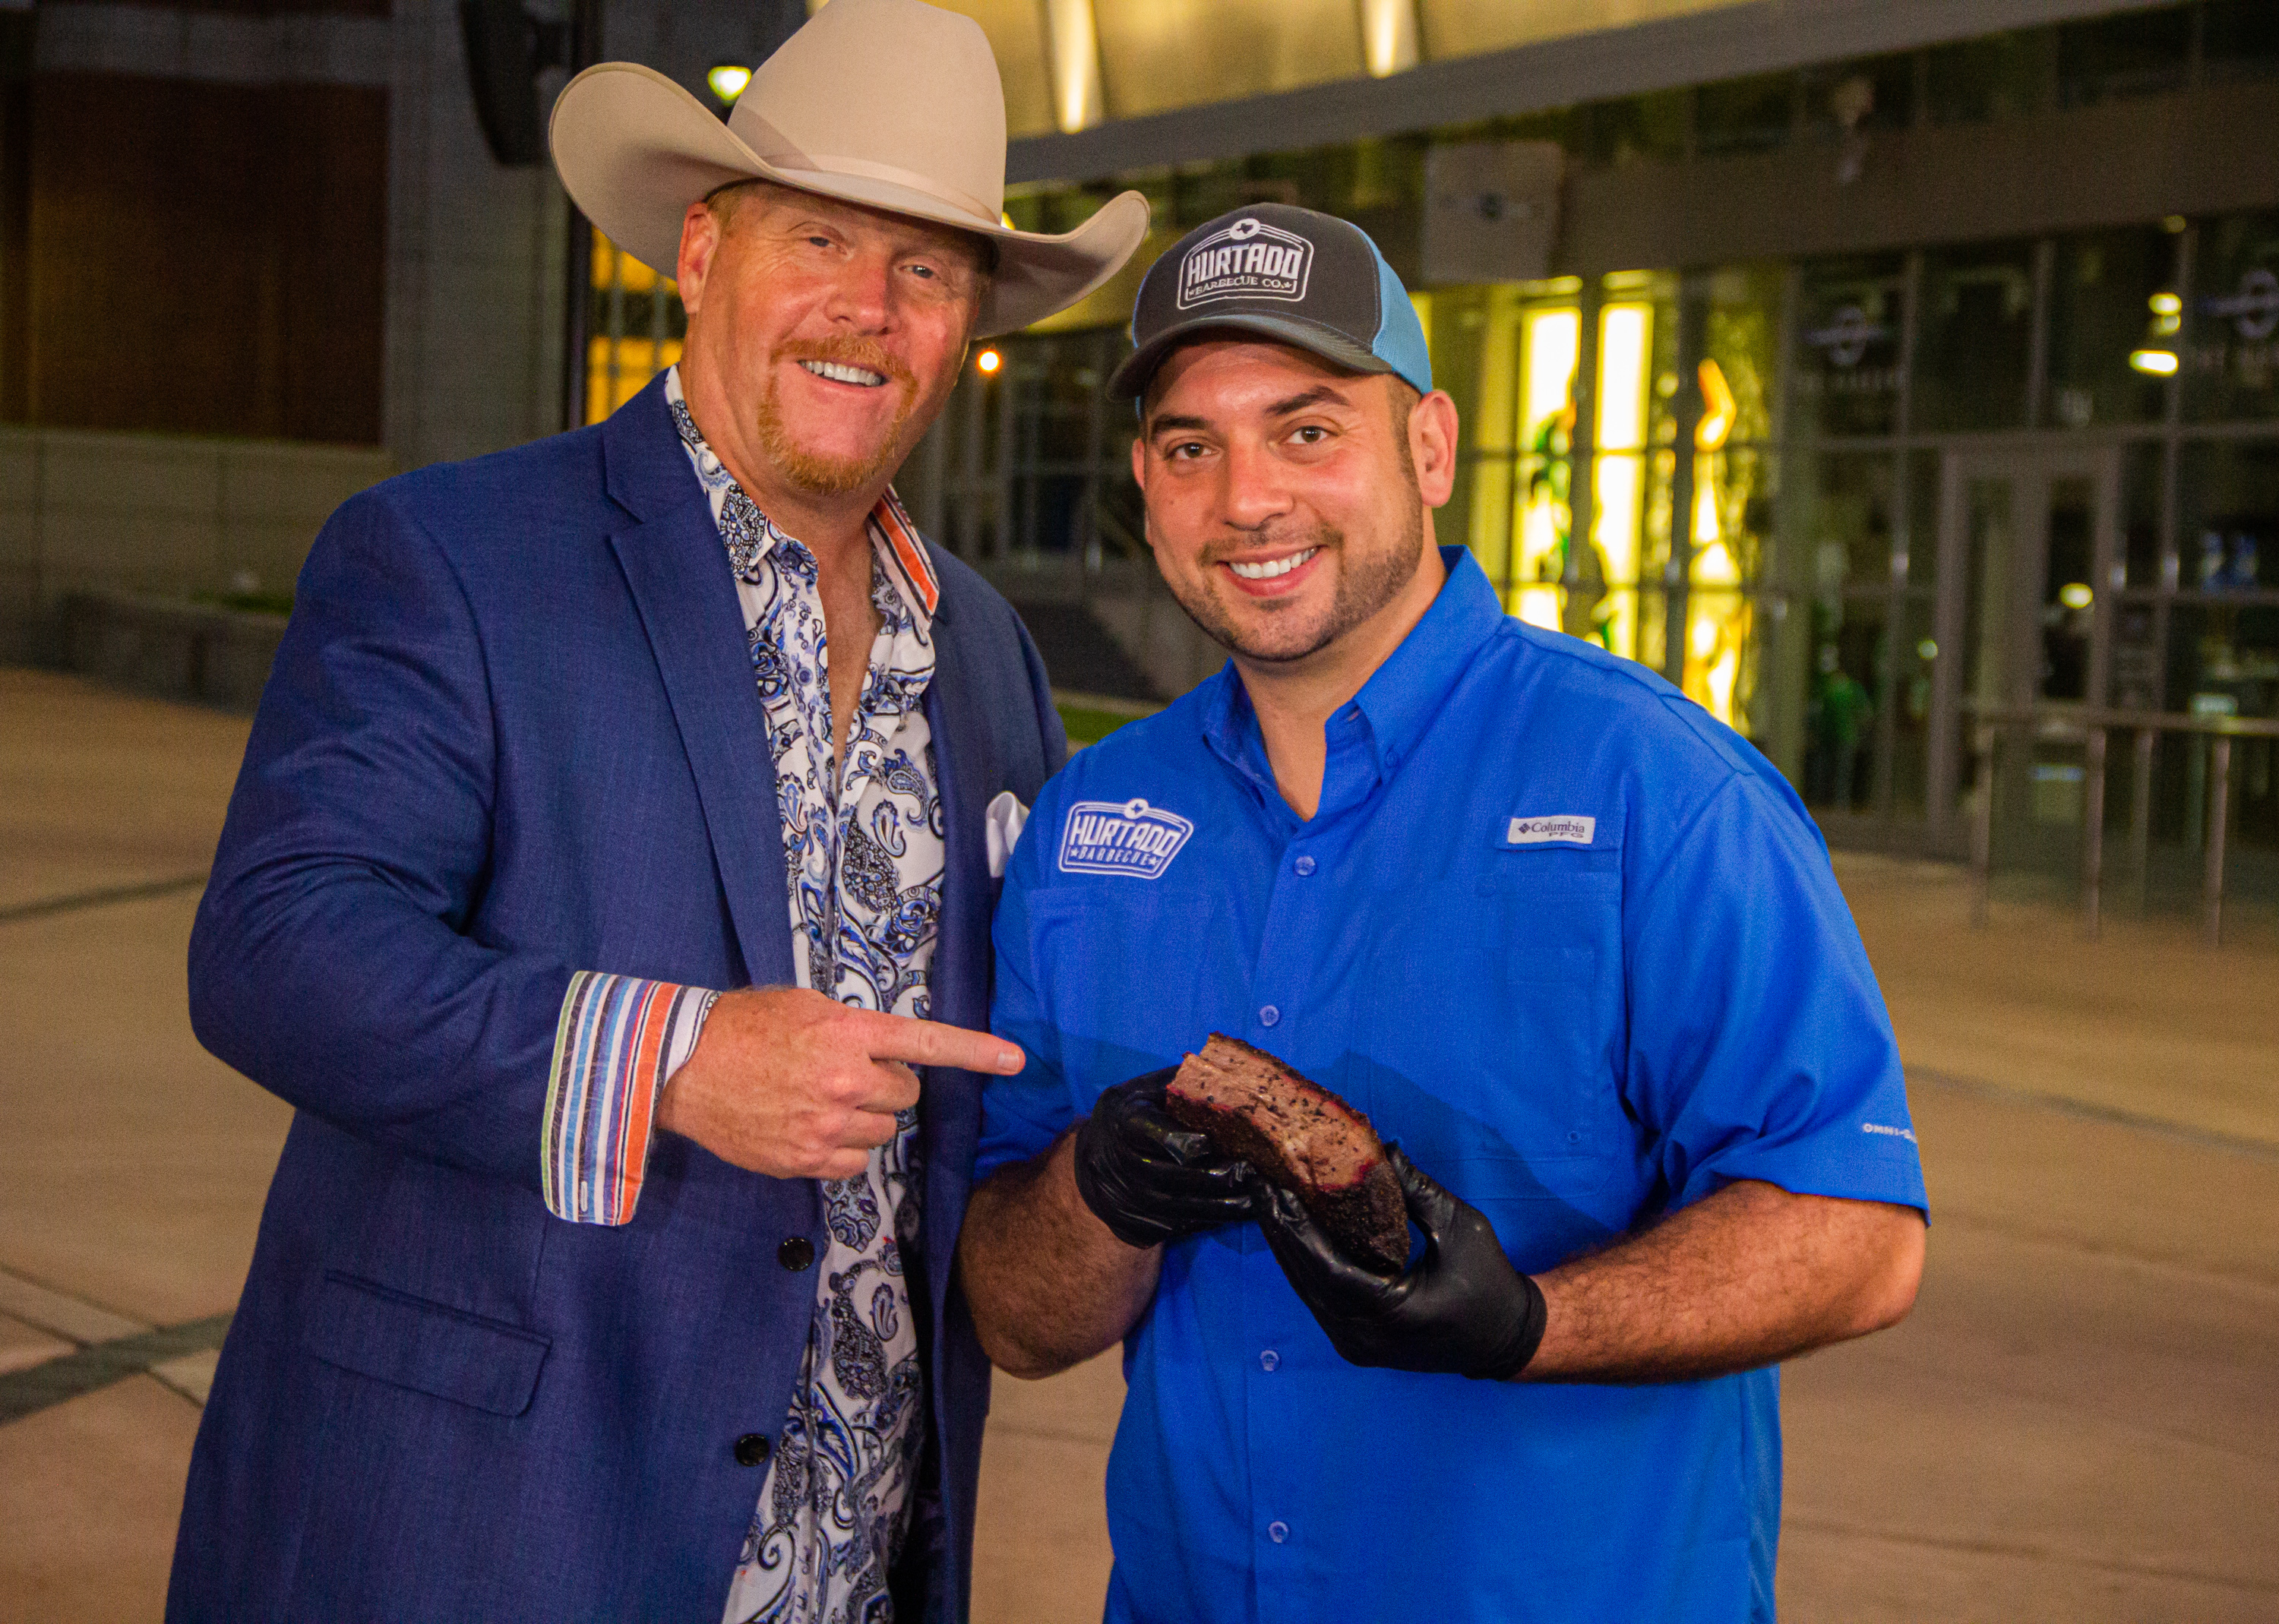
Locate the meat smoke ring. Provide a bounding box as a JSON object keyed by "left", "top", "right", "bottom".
{"left": 1165, "top": 1034, "right": 1410, "bottom": 1274}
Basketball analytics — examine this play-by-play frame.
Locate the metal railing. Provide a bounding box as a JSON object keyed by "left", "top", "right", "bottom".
{"left": 1963, "top": 703, "right": 2279, "bottom": 946}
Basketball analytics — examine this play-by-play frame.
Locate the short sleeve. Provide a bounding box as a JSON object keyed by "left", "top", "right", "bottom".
{"left": 1620, "top": 771, "right": 1927, "bottom": 1217}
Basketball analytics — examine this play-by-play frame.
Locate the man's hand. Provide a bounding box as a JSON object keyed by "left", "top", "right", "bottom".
{"left": 1072, "top": 1070, "right": 1266, "bottom": 1250}
{"left": 656, "top": 987, "right": 1024, "bottom": 1180}
{"left": 1258, "top": 1145, "right": 1546, "bottom": 1382}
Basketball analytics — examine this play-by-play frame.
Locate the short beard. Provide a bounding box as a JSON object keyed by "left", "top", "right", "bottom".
{"left": 1166, "top": 499, "right": 1426, "bottom": 666}
{"left": 752, "top": 333, "right": 921, "bottom": 497}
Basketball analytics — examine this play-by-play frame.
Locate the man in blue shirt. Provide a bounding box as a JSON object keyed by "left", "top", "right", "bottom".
{"left": 958, "top": 205, "right": 1927, "bottom": 1622}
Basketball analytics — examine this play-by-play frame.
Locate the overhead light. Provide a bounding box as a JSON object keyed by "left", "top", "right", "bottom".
{"left": 1359, "top": 0, "right": 1421, "bottom": 78}
{"left": 976, "top": 349, "right": 1002, "bottom": 374}
{"left": 2129, "top": 348, "right": 2179, "bottom": 376}
{"left": 2148, "top": 292, "right": 2183, "bottom": 317}
{"left": 706, "top": 65, "right": 751, "bottom": 103}
{"left": 2058, "top": 582, "right": 2094, "bottom": 610}
{"left": 2162, "top": 214, "right": 2189, "bottom": 234}
{"left": 1916, "top": 638, "right": 1938, "bottom": 662}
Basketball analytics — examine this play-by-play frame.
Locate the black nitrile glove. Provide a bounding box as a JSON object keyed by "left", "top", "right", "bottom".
{"left": 1258, "top": 1144, "right": 1547, "bottom": 1381}
{"left": 1073, "top": 1070, "right": 1266, "bottom": 1250}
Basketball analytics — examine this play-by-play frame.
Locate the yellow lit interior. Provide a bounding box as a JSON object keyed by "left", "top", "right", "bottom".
{"left": 586, "top": 237, "right": 685, "bottom": 425}
{"left": 1683, "top": 358, "right": 1748, "bottom": 727}
{"left": 1512, "top": 306, "right": 1579, "bottom": 632}
{"left": 1589, "top": 301, "right": 1654, "bottom": 659}
{"left": 1464, "top": 289, "right": 1524, "bottom": 591}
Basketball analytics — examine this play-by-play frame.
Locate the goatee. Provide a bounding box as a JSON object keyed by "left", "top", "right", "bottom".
{"left": 753, "top": 336, "right": 920, "bottom": 496}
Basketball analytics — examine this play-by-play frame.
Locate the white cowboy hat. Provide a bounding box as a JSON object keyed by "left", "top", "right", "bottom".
{"left": 548, "top": 0, "right": 1149, "bottom": 337}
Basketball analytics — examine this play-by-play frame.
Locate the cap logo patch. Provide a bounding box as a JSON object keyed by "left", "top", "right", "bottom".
{"left": 1176, "top": 216, "right": 1313, "bottom": 309}
{"left": 1058, "top": 798, "right": 1195, "bottom": 879}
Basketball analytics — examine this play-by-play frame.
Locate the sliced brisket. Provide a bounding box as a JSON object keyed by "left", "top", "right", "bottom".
{"left": 1165, "top": 1034, "right": 1409, "bottom": 1274}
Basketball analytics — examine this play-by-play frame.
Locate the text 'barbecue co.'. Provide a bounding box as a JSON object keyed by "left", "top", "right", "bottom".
{"left": 1058, "top": 799, "right": 1196, "bottom": 879}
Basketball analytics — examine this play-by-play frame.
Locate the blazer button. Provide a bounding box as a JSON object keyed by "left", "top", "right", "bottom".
{"left": 778, "top": 1236, "right": 816, "bottom": 1272}
{"left": 733, "top": 1433, "right": 771, "bottom": 1468}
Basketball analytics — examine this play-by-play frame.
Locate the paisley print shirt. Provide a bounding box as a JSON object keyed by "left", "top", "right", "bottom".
{"left": 539, "top": 367, "right": 948, "bottom": 1624}
{"left": 650, "top": 374, "right": 947, "bottom": 1624}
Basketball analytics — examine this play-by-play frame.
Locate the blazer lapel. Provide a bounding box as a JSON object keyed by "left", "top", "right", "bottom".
{"left": 603, "top": 381, "right": 795, "bottom": 987}
{"left": 925, "top": 603, "right": 995, "bottom": 1039}
{"left": 920, "top": 594, "right": 996, "bottom": 1290}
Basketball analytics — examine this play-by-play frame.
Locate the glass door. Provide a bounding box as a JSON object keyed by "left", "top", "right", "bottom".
{"left": 1928, "top": 447, "right": 2121, "bottom": 851}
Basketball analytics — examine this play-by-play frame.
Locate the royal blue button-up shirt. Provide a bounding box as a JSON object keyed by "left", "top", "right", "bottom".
{"left": 978, "top": 551, "right": 1927, "bottom": 1624}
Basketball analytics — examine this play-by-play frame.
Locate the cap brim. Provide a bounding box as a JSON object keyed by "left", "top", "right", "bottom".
{"left": 548, "top": 63, "right": 1149, "bottom": 336}
{"left": 1106, "top": 314, "right": 1393, "bottom": 403}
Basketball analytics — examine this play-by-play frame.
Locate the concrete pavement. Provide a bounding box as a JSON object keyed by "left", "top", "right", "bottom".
{"left": 2, "top": 668, "right": 2274, "bottom": 1622}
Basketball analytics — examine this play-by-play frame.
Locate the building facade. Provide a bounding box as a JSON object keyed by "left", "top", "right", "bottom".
{"left": 889, "top": 0, "right": 2279, "bottom": 896}
{"left": 9, "top": 0, "right": 2275, "bottom": 895}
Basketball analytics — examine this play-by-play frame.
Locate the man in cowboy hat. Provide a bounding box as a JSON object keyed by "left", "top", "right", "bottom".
{"left": 167, "top": 3, "right": 1146, "bottom": 1619}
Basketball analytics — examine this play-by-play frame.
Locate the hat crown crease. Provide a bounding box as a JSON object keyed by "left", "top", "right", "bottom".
{"left": 729, "top": 0, "right": 1006, "bottom": 219}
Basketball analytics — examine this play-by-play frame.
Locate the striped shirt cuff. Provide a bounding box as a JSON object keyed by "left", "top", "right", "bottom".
{"left": 543, "top": 972, "right": 716, "bottom": 1225}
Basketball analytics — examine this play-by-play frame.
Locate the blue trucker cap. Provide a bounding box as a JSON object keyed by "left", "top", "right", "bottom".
{"left": 1105, "top": 203, "right": 1433, "bottom": 404}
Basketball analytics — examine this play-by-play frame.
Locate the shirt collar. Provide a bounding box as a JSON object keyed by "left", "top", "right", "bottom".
{"left": 662, "top": 365, "right": 941, "bottom": 628}
{"left": 1344, "top": 547, "right": 1505, "bottom": 772}
{"left": 1202, "top": 547, "right": 1505, "bottom": 810}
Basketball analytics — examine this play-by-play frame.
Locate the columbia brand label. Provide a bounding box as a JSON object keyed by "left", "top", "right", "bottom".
{"left": 1505, "top": 815, "right": 1596, "bottom": 847}
{"left": 1059, "top": 798, "right": 1196, "bottom": 879}
{"left": 1175, "top": 216, "right": 1313, "bottom": 308}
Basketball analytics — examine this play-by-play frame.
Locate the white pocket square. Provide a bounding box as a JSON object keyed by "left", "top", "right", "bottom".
{"left": 985, "top": 790, "right": 1030, "bottom": 880}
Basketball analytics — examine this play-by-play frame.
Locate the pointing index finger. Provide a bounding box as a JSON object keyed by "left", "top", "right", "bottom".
{"left": 851, "top": 1009, "right": 1026, "bottom": 1075}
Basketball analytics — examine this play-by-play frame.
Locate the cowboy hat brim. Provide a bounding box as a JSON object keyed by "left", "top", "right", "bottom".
{"left": 550, "top": 63, "right": 1148, "bottom": 338}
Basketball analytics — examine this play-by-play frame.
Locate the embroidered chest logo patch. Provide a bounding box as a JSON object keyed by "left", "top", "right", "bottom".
{"left": 1506, "top": 814, "right": 1596, "bottom": 847}
{"left": 1058, "top": 798, "right": 1196, "bottom": 879}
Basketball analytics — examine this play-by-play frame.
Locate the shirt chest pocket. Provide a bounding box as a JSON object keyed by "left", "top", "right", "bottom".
{"left": 1357, "top": 877, "right": 1623, "bottom": 1204}
{"left": 1029, "top": 885, "right": 1229, "bottom": 1088}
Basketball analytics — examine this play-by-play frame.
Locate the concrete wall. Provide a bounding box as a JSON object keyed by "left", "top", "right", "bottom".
{"left": 0, "top": 425, "right": 393, "bottom": 662}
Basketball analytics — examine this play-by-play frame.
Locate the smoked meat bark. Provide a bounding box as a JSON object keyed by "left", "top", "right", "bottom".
{"left": 1165, "top": 1034, "right": 1409, "bottom": 1273}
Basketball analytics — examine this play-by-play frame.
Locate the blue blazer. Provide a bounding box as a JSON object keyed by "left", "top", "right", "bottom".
{"left": 171, "top": 373, "right": 1064, "bottom": 1622}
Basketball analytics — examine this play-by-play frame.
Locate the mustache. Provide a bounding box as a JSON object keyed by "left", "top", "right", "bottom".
{"left": 777, "top": 335, "right": 915, "bottom": 386}
{"left": 1199, "top": 523, "right": 1339, "bottom": 567}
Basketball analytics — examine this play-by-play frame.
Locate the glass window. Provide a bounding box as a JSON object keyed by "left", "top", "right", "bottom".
{"left": 2186, "top": 210, "right": 2279, "bottom": 424}
{"left": 1795, "top": 255, "right": 1907, "bottom": 438}
{"left": 1888, "top": 593, "right": 1937, "bottom": 817}
{"left": 1695, "top": 73, "right": 1794, "bottom": 157}
{"left": 2123, "top": 441, "right": 2167, "bottom": 592}
{"left": 1926, "top": 30, "right": 2055, "bottom": 125}
{"left": 1092, "top": 0, "right": 1363, "bottom": 119}
{"left": 1801, "top": 595, "right": 1886, "bottom": 813}
{"left": 2164, "top": 602, "right": 2279, "bottom": 719}
{"left": 2113, "top": 593, "right": 2162, "bottom": 711}
{"left": 2055, "top": 8, "right": 2192, "bottom": 108}
{"left": 1429, "top": 285, "right": 1526, "bottom": 597}
{"left": 1578, "top": 295, "right": 1658, "bottom": 658}
{"left": 1914, "top": 243, "right": 2037, "bottom": 432}
{"left": 2176, "top": 439, "right": 2279, "bottom": 595}
{"left": 1703, "top": 265, "right": 1781, "bottom": 451}
{"left": 1905, "top": 447, "right": 1941, "bottom": 589}
{"left": 1797, "top": 453, "right": 1896, "bottom": 594}
{"left": 585, "top": 236, "right": 684, "bottom": 425}
{"left": 2203, "top": 0, "right": 2279, "bottom": 84}
{"left": 1800, "top": 55, "right": 1917, "bottom": 138}
{"left": 1577, "top": 91, "right": 1689, "bottom": 168}
{"left": 1509, "top": 299, "right": 1582, "bottom": 630}
{"left": 2046, "top": 227, "right": 2180, "bottom": 429}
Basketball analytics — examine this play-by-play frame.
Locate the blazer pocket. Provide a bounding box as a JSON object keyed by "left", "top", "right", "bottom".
{"left": 304, "top": 1271, "right": 550, "bottom": 1417}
